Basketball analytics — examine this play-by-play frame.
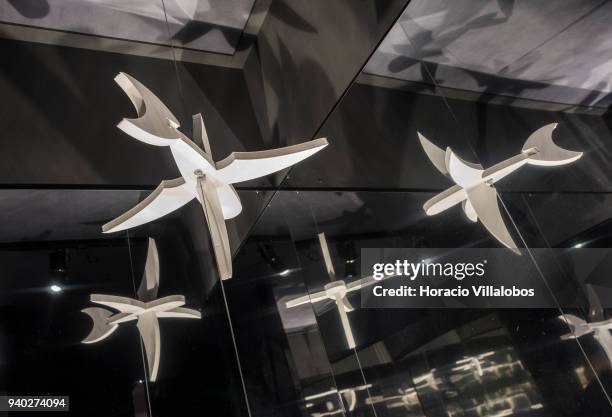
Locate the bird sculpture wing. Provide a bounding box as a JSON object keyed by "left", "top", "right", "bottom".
{"left": 346, "top": 272, "right": 400, "bottom": 293}
{"left": 559, "top": 314, "right": 591, "bottom": 339}
{"left": 285, "top": 290, "right": 330, "bottom": 308}
{"left": 115, "top": 72, "right": 185, "bottom": 145}
{"left": 465, "top": 183, "right": 520, "bottom": 254}
{"left": 522, "top": 123, "right": 582, "bottom": 166}
{"left": 136, "top": 312, "right": 161, "bottom": 382}
{"left": 417, "top": 131, "right": 449, "bottom": 176}
{"left": 157, "top": 307, "right": 202, "bottom": 319}
{"left": 90, "top": 294, "right": 146, "bottom": 313}
{"left": 81, "top": 307, "right": 119, "bottom": 344}
{"left": 137, "top": 238, "right": 160, "bottom": 302}
{"left": 335, "top": 297, "right": 356, "bottom": 349}
{"left": 213, "top": 138, "right": 329, "bottom": 184}
{"left": 318, "top": 233, "right": 336, "bottom": 279}
{"left": 196, "top": 175, "right": 233, "bottom": 280}
{"left": 102, "top": 178, "right": 194, "bottom": 233}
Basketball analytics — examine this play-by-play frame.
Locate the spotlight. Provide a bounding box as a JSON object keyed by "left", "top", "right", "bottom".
{"left": 50, "top": 284, "right": 62, "bottom": 293}
{"left": 574, "top": 242, "right": 584, "bottom": 248}
{"left": 279, "top": 269, "right": 291, "bottom": 277}
{"left": 338, "top": 240, "right": 358, "bottom": 278}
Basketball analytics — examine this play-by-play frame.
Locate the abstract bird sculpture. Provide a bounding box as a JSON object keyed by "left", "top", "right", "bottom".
{"left": 102, "top": 73, "right": 328, "bottom": 280}
{"left": 285, "top": 233, "right": 387, "bottom": 349}
{"left": 418, "top": 124, "right": 582, "bottom": 253}
{"left": 82, "top": 238, "right": 200, "bottom": 382}
{"left": 559, "top": 284, "right": 612, "bottom": 364}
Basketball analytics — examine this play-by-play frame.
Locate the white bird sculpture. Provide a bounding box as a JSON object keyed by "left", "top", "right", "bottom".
{"left": 418, "top": 124, "right": 582, "bottom": 253}
{"left": 81, "top": 238, "right": 201, "bottom": 382}
{"left": 559, "top": 284, "right": 612, "bottom": 364}
{"left": 102, "top": 73, "right": 328, "bottom": 280}
{"left": 285, "top": 233, "right": 383, "bottom": 349}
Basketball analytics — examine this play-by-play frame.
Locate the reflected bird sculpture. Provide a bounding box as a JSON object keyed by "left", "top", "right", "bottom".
{"left": 418, "top": 124, "right": 582, "bottom": 253}
{"left": 559, "top": 284, "right": 612, "bottom": 364}
{"left": 102, "top": 73, "right": 328, "bottom": 280}
{"left": 285, "top": 233, "right": 386, "bottom": 349}
{"left": 81, "top": 238, "right": 200, "bottom": 382}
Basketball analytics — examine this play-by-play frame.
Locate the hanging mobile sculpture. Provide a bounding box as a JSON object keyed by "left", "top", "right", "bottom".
{"left": 285, "top": 233, "right": 394, "bottom": 349}
{"left": 418, "top": 124, "right": 582, "bottom": 253}
{"left": 82, "top": 238, "right": 200, "bottom": 382}
{"left": 103, "top": 73, "right": 328, "bottom": 279}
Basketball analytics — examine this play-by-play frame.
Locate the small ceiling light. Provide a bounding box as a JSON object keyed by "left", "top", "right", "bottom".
{"left": 50, "top": 285, "right": 62, "bottom": 293}
{"left": 50, "top": 249, "right": 69, "bottom": 274}
{"left": 574, "top": 242, "right": 584, "bottom": 248}
{"left": 259, "top": 243, "right": 289, "bottom": 276}
{"left": 338, "top": 240, "right": 357, "bottom": 278}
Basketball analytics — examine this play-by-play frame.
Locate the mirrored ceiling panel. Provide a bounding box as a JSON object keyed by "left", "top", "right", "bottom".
{"left": 0, "top": 0, "right": 255, "bottom": 54}
{"left": 364, "top": 0, "right": 612, "bottom": 108}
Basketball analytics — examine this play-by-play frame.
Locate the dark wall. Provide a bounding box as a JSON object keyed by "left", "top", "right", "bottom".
{"left": 282, "top": 81, "right": 612, "bottom": 193}
{"left": 241, "top": 0, "right": 410, "bottom": 187}
{"left": 0, "top": 38, "right": 258, "bottom": 187}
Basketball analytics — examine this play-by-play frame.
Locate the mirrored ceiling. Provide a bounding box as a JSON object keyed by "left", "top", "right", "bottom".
{"left": 0, "top": 0, "right": 256, "bottom": 54}
{"left": 364, "top": 0, "right": 612, "bottom": 108}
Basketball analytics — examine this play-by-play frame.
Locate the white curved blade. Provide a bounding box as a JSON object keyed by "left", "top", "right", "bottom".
{"left": 157, "top": 307, "right": 202, "bottom": 319}
{"left": 523, "top": 123, "right": 582, "bottom": 166}
{"left": 423, "top": 185, "right": 467, "bottom": 216}
{"left": 197, "top": 175, "right": 232, "bottom": 280}
{"left": 340, "top": 297, "right": 354, "bottom": 312}
{"left": 346, "top": 273, "right": 399, "bottom": 293}
{"left": 138, "top": 238, "right": 159, "bottom": 302}
{"left": 318, "top": 233, "right": 336, "bottom": 279}
{"left": 81, "top": 307, "right": 118, "bottom": 344}
{"left": 285, "top": 290, "right": 329, "bottom": 308}
{"left": 446, "top": 149, "right": 484, "bottom": 188}
{"left": 192, "top": 113, "right": 212, "bottom": 156}
{"left": 213, "top": 138, "right": 328, "bottom": 184}
{"left": 559, "top": 314, "right": 591, "bottom": 339}
{"left": 115, "top": 72, "right": 184, "bottom": 146}
{"left": 108, "top": 312, "right": 138, "bottom": 325}
{"left": 102, "top": 178, "right": 194, "bottom": 233}
{"left": 335, "top": 299, "right": 356, "bottom": 349}
{"left": 481, "top": 153, "right": 530, "bottom": 184}
{"left": 417, "top": 131, "right": 448, "bottom": 176}
{"left": 216, "top": 183, "right": 242, "bottom": 220}
{"left": 137, "top": 312, "right": 161, "bottom": 382}
{"left": 90, "top": 294, "right": 145, "bottom": 313}
{"left": 346, "top": 276, "right": 375, "bottom": 292}
{"left": 146, "top": 295, "right": 186, "bottom": 312}
{"left": 462, "top": 199, "right": 478, "bottom": 222}
{"left": 342, "top": 390, "right": 357, "bottom": 412}
{"left": 466, "top": 183, "right": 520, "bottom": 254}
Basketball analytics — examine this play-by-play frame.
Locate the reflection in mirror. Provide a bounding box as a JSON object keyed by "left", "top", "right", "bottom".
{"left": 81, "top": 238, "right": 201, "bottom": 382}
{"left": 285, "top": 233, "right": 395, "bottom": 350}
